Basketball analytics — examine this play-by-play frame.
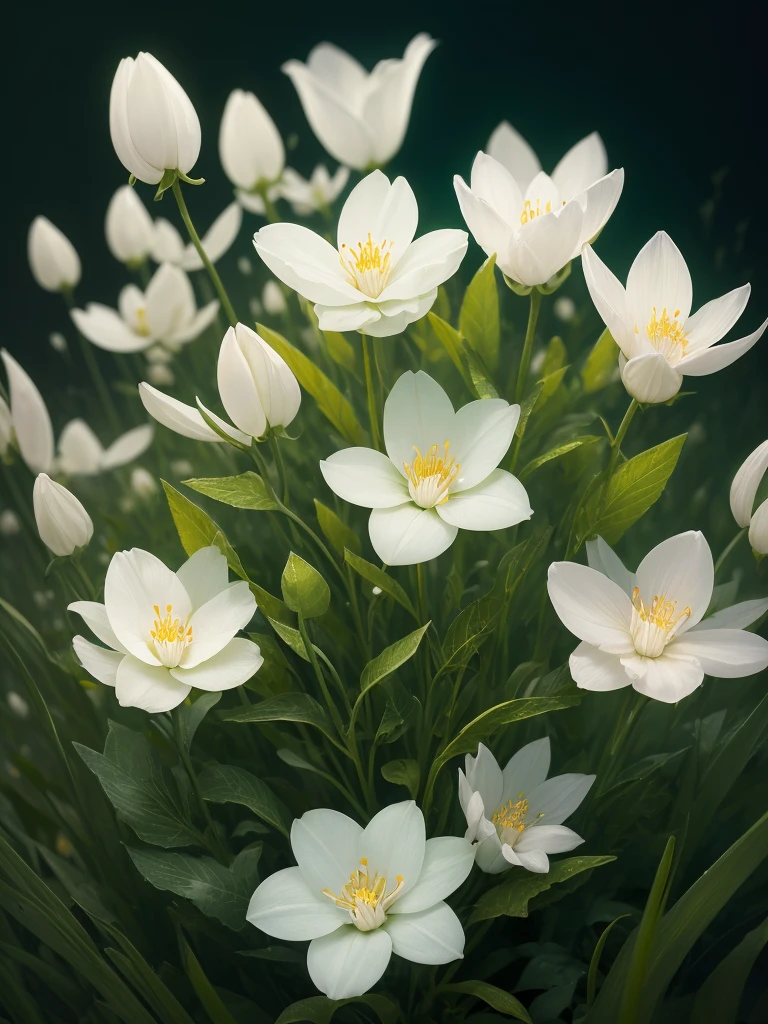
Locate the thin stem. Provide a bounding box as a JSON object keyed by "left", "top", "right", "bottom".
{"left": 69, "top": 552, "right": 97, "bottom": 600}
{"left": 256, "top": 184, "right": 280, "bottom": 224}
{"left": 514, "top": 288, "right": 542, "bottom": 404}
{"left": 594, "top": 690, "right": 646, "bottom": 798}
{"left": 61, "top": 288, "right": 121, "bottom": 432}
{"left": 172, "top": 178, "right": 238, "bottom": 327}
{"left": 298, "top": 613, "right": 345, "bottom": 737}
{"left": 715, "top": 527, "right": 747, "bottom": 576}
{"left": 172, "top": 708, "right": 229, "bottom": 863}
{"left": 595, "top": 398, "right": 639, "bottom": 522}
{"left": 361, "top": 333, "right": 382, "bottom": 451}
{"left": 268, "top": 433, "right": 290, "bottom": 504}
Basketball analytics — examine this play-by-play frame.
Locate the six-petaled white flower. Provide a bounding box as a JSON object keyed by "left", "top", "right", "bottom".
{"left": 582, "top": 232, "right": 768, "bottom": 404}
{"left": 247, "top": 801, "right": 473, "bottom": 999}
{"left": 731, "top": 440, "right": 768, "bottom": 555}
{"left": 459, "top": 739, "right": 594, "bottom": 874}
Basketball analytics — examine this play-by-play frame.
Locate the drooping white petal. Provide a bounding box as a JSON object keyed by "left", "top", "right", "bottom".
{"left": 101, "top": 424, "right": 154, "bottom": 470}
{"left": 526, "top": 773, "right": 595, "bottom": 824}
{"left": 730, "top": 440, "right": 768, "bottom": 527}
{"left": 368, "top": 504, "right": 457, "bottom": 566}
{"left": 247, "top": 867, "right": 345, "bottom": 941}
{"left": 72, "top": 637, "right": 122, "bottom": 687}
{"left": 547, "top": 562, "right": 634, "bottom": 654}
{"left": 684, "top": 283, "right": 751, "bottom": 353}
{"left": 503, "top": 846, "right": 550, "bottom": 873}
{"left": 362, "top": 289, "right": 437, "bottom": 337}
{"left": 307, "top": 927, "right": 392, "bottom": 999}
{"left": 572, "top": 169, "right": 624, "bottom": 248}
{"left": 33, "top": 474, "right": 93, "bottom": 555}
{"left": 383, "top": 370, "right": 455, "bottom": 477}
{"left": 320, "top": 448, "right": 410, "bottom": 509}
{"left": 474, "top": 831, "right": 507, "bottom": 874}
{"left": 667, "top": 628, "right": 768, "bottom": 678}
{"left": 449, "top": 400, "right": 520, "bottom": 491}
{"left": 182, "top": 582, "right": 256, "bottom": 667}
{"left": 634, "top": 531, "right": 713, "bottom": 633}
{"left": 176, "top": 546, "right": 230, "bottom": 610}
{"left": 68, "top": 600, "right": 126, "bottom": 653}
{"left": 515, "top": 824, "right": 584, "bottom": 854}
{"left": 581, "top": 244, "right": 632, "bottom": 355}
{"left": 620, "top": 352, "right": 683, "bottom": 404}
{"left": 114, "top": 655, "right": 190, "bottom": 712}
{"left": 453, "top": 175, "right": 515, "bottom": 274}
{"left": 486, "top": 122, "right": 541, "bottom": 190}
{"left": 291, "top": 808, "right": 363, "bottom": 897}
{"left": 179, "top": 203, "right": 242, "bottom": 271}
{"left": 622, "top": 651, "right": 703, "bottom": 703}
{"left": 144, "top": 52, "right": 201, "bottom": 175}
{"left": 569, "top": 641, "right": 632, "bottom": 691}
{"left": 378, "top": 229, "right": 468, "bottom": 302}
{"left": 57, "top": 419, "right": 104, "bottom": 475}
{"left": 692, "top": 598, "right": 768, "bottom": 632}
{"left": 470, "top": 152, "right": 524, "bottom": 228}
{"left": 1, "top": 349, "right": 55, "bottom": 473}
{"left": 72, "top": 304, "right": 150, "bottom": 353}
{"left": 254, "top": 223, "right": 362, "bottom": 305}
{"left": 138, "top": 382, "right": 226, "bottom": 443}
{"left": 677, "top": 317, "right": 767, "bottom": 376}
{"left": 501, "top": 737, "right": 551, "bottom": 804}
{"left": 359, "top": 801, "right": 426, "bottom": 898}
{"left": 749, "top": 498, "right": 768, "bottom": 555}
{"left": 385, "top": 902, "right": 464, "bottom": 964}
{"left": 626, "top": 232, "right": 693, "bottom": 330}
{"left": 110, "top": 57, "right": 164, "bottom": 184}
{"left": 437, "top": 470, "right": 531, "bottom": 531}
{"left": 172, "top": 636, "right": 263, "bottom": 689}
{"left": 585, "top": 536, "right": 634, "bottom": 595}
{"left": 551, "top": 132, "right": 608, "bottom": 201}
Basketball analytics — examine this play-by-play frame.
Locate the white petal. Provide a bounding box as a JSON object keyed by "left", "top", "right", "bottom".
{"left": 363, "top": 289, "right": 437, "bottom": 337}
{"left": 181, "top": 583, "right": 256, "bottom": 667}
{"left": 114, "top": 655, "right": 190, "bottom": 712}
{"left": 547, "top": 562, "right": 634, "bottom": 654}
{"left": 527, "top": 773, "right": 595, "bottom": 825}
{"left": 150, "top": 219, "right": 185, "bottom": 264}
{"left": 730, "top": 440, "right": 768, "bottom": 527}
{"left": 219, "top": 90, "right": 284, "bottom": 191}
{"left": 247, "top": 866, "right": 344, "bottom": 941}
{"left": 27, "top": 216, "right": 81, "bottom": 291}
{"left": 474, "top": 831, "right": 508, "bottom": 874}
{"left": 165, "top": 300, "right": 219, "bottom": 346}
{"left": 512, "top": 199, "right": 583, "bottom": 287}
{"left": 684, "top": 284, "right": 751, "bottom": 353}
{"left": 385, "top": 901, "right": 464, "bottom": 964}
{"left": 143, "top": 53, "right": 200, "bottom": 175}
{"left": 437, "top": 469, "right": 531, "bottom": 531}
{"left": 101, "top": 424, "right": 154, "bottom": 469}
{"left": 307, "top": 927, "right": 392, "bottom": 999}
{"left": 678, "top": 317, "right": 767, "bottom": 376}
{"left": 516, "top": 824, "right": 584, "bottom": 854}
{"left": 1, "top": 349, "right": 55, "bottom": 473}
{"left": 72, "top": 304, "right": 149, "bottom": 353}
{"left": 217, "top": 327, "right": 267, "bottom": 438}
{"left": 145, "top": 264, "right": 195, "bottom": 341}
{"left": 457, "top": 768, "right": 474, "bottom": 816}
{"left": 360, "top": 801, "right": 426, "bottom": 898}
{"left": 635, "top": 530, "right": 713, "bottom": 633}
{"left": 368, "top": 504, "right": 457, "bottom": 566}
{"left": 626, "top": 231, "right": 692, "bottom": 329}
{"left": 337, "top": 171, "right": 417, "bottom": 264}
{"left": 68, "top": 600, "right": 126, "bottom": 652}
{"left": 470, "top": 152, "right": 524, "bottom": 229}
{"left": 110, "top": 57, "right": 163, "bottom": 184}
{"left": 692, "top": 598, "right": 768, "bottom": 632}
{"left": 749, "top": 498, "right": 768, "bottom": 555}
{"left": 105, "top": 185, "right": 154, "bottom": 263}
{"left": 378, "top": 229, "right": 468, "bottom": 302}
{"left": 569, "top": 641, "right": 632, "bottom": 691}
{"left": 464, "top": 743, "right": 503, "bottom": 816}
{"left": 448, "top": 400, "right": 520, "bottom": 491}
{"left": 624, "top": 652, "right": 703, "bottom": 704}
{"left": 176, "top": 546, "right": 230, "bottom": 610}
{"left": 668, "top": 628, "right": 768, "bottom": 678}
{"left": 486, "top": 122, "right": 541, "bottom": 190}
{"left": 320, "top": 448, "right": 410, "bottom": 509}
{"left": 551, "top": 132, "right": 608, "bottom": 201}
{"left": 621, "top": 352, "right": 683, "bottom": 404}
{"left": 383, "top": 370, "right": 455, "bottom": 477}
{"left": 72, "top": 637, "right": 122, "bottom": 687}
{"left": 180, "top": 203, "right": 242, "bottom": 271}
{"left": 173, "top": 636, "right": 263, "bottom": 690}
{"left": 254, "top": 223, "right": 362, "bottom": 305}
{"left": 291, "top": 808, "right": 363, "bottom": 897}
{"left": 453, "top": 175, "right": 515, "bottom": 274}
{"left": 572, "top": 169, "right": 624, "bottom": 249}
{"left": 57, "top": 419, "right": 104, "bottom": 475}
{"left": 139, "top": 382, "right": 224, "bottom": 443}
{"left": 501, "top": 737, "right": 551, "bottom": 804}
{"left": 315, "top": 303, "right": 380, "bottom": 332}
{"left": 581, "top": 244, "right": 631, "bottom": 355}
{"left": 504, "top": 846, "right": 549, "bottom": 873}
{"left": 585, "top": 535, "right": 634, "bottom": 595}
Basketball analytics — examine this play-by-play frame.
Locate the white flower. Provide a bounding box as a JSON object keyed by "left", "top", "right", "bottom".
{"left": 105, "top": 186, "right": 154, "bottom": 265}
{"left": 247, "top": 801, "right": 472, "bottom": 999}
{"left": 554, "top": 296, "right": 576, "bottom": 322}
{"left": 219, "top": 89, "right": 284, "bottom": 193}
{"left": 49, "top": 332, "right": 68, "bottom": 353}
{"left": 488, "top": 124, "right": 608, "bottom": 202}
{"left": 0, "top": 396, "right": 12, "bottom": 457}
{"left": 282, "top": 34, "right": 436, "bottom": 171}
{"left": 71, "top": 264, "right": 219, "bottom": 354}
{"left": 459, "top": 739, "right": 594, "bottom": 874}
{"left": 0, "top": 509, "right": 21, "bottom": 536}
{"left": 131, "top": 467, "right": 158, "bottom": 498}
{"left": 33, "top": 474, "right": 93, "bottom": 556}
{"left": 149, "top": 204, "right": 242, "bottom": 271}
{"left": 69, "top": 545, "right": 263, "bottom": 713}
{"left": 262, "top": 281, "right": 287, "bottom": 316}
{"left": 255, "top": 170, "right": 467, "bottom": 337}
{"left": 730, "top": 441, "right": 768, "bottom": 555}
{"left": 146, "top": 363, "right": 175, "bottom": 387}
{"left": 140, "top": 322, "right": 300, "bottom": 443}
{"left": 238, "top": 257, "right": 252, "bottom": 275}
{"left": 170, "top": 459, "right": 193, "bottom": 476}
{"left": 1, "top": 349, "right": 54, "bottom": 473}
{"left": 548, "top": 531, "right": 768, "bottom": 704}
{"left": 7, "top": 692, "right": 29, "bottom": 717}
{"left": 454, "top": 154, "right": 623, "bottom": 288}
{"left": 110, "top": 52, "right": 201, "bottom": 186}
{"left": 320, "top": 371, "right": 532, "bottom": 566}
{"left": 278, "top": 165, "right": 350, "bottom": 216}
{"left": 582, "top": 232, "right": 768, "bottom": 404}
{"left": 28, "top": 217, "right": 81, "bottom": 293}
{"left": 57, "top": 420, "right": 154, "bottom": 476}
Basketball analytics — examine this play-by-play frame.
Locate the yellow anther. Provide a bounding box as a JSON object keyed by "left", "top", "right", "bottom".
{"left": 631, "top": 588, "right": 691, "bottom": 633}
{"left": 135, "top": 308, "right": 151, "bottom": 337}
{"left": 520, "top": 198, "right": 552, "bottom": 225}
{"left": 150, "top": 604, "right": 192, "bottom": 645}
{"left": 642, "top": 306, "right": 688, "bottom": 365}
{"left": 403, "top": 441, "right": 460, "bottom": 507}
{"left": 340, "top": 234, "right": 394, "bottom": 296}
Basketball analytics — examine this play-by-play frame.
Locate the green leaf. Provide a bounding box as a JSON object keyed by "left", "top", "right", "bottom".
{"left": 197, "top": 763, "right": 292, "bottom": 837}
{"left": 463, "top": 346, "right": 499, "bottom": 398}
{"left": 576, "top": 434, "right": 687, "bottom": 546}
{"left": 440, "top": 980, "right": 532, "bottom": 1021}
{"left": 74, "top": 722, "right": 199, "bottom": 848}
{"left": 587, "top": 915, "right": 631, "bottom": 1008}
{"left": 442, "top": 595, "right": 501, "bottom": 670}
{"left": 183, "top": 472, "right": 279, "bottom": 511}
{"left": 381, "top": 759, "right": 420, "bottom": 799}
{"left": 360, "top": 624, "right": 429, "bottom": 693}
{"left": 268, "top": 617, "right": 310, "bottom": 661}
{"left": 690, "top": 916, "right": 768, "bottom": 1024}
{"left": 470, "top": 855, "right": 616, "bottom": 923}
{"left": 344, "top": 550, "right": 417, "bottom": 617}
{"left": 180, "top": 937, "right": 239, "bottom": 1024}
{"left": 102, "top": 926, "right": 196, "bottom": 1024}
{"left": 427, "top": 312, "right": 471, "bottom": 385}
{"left": 536, "top": 364, "right": 569, "bottom": 403}
{"left": 258, "top": 323, "right": 368, "bottom": 445}
{"left": 220, "top": 692, "right": 335, "bottom": 743}
{"left": 281, "top": 552, "right": 331, "bottom": 618}
{"left": 582, "top": 328, "right": 619, "bottom": 393}
{"left": 542, "top": 335, "right": 567, "bottom": 376}
{"left": 518, "top": 436, "right": 602, "bottom": 481}
{"left": 494, "top": 526, "right": 553, "bottom": 601}
{"left": 460, "top": 254, "right": 500, "bottom": 370}
{"left": 0, "top": 597, "right": 49, "bottom": 661}
{"left": 275, "top": 994, "right": 398, "bottom": 1024}
{"left": 314, "top": 499, "right": 361, "bottom": 557}
{"left": 176, "top": 692, "right": 221, "bottom": 754}
{"left": 515, "top": 381, "right": 544, "bottom": 438}
{"left": 127, "top": 846, "right": 261, "bottom": 930}
{"left": 323, "top": 330, "right": 358, "bottom": 376}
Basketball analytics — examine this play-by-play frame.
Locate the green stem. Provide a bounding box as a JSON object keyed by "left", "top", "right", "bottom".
{"left": 598, "top": 398, "right": 639, "bottom": 517}
{"left": 256, "top": 184, "right": 280, "bottom": 224}
{"left": 594, "top": 689, "right": 646, "bottom": 798}
{"left": 715, "top": 527, "right": 747, "bottom": 576}
{"left": 361, "top": 333, "right": 382, "bottom": 451}
{"left": 514, "top": 288, "right": 542, "bottom": 404}
{"left": 172, "top": 708, "right": 229, "bottom": 863}
{"left": 268, "top": 433, "right": 290, "bottom": 505}
{"left": 298, "top": 613, "right": 345, "bottom": 737}
{"left": 61, "top": 288, "right": 121, "bottom": 433}
{"left": 69, "top": 551, "right": 97, "bottom": 600}
{"left": 171, "top": 178, "right": 238, "bottom": 327}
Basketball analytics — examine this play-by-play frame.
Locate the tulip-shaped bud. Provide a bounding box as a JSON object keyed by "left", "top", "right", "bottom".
{"left": 0, "top": 396, "right": 12, "bottom": 458}
{"left": 1, "top": 349, "right": 55, "bottom": 473}
{"left": 110, "top": 52, "right": 201, "bottom": 186}
{"left": 105, "top": 186, "right": 154, "bottom": 265}
{"left": 218, "top": 323, "right": 301, "bottom": 437}
{"left": 730, "top": 440, "right": 768, "bottom": 555}
{"left": 33, "top": 474, "right": 93, "bottom": 556}
{"left": 219, "top": 90, "right": 284, "bottom": 193}
{"left": 262, "top": 281, "right": 287, "bottom": 316}
{"left": 28, "top": 217, "right": 81, "bottom": 292}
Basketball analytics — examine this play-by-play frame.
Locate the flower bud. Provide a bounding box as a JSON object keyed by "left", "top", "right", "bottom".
{"left": 131, "top": 467, "right": 158, "bottom": 498}
{"left": 730, "top": 440, "right": 768, "bottom": 528}
{"left": 219, "top": 90, "right": 284, "bottom": 191}
{"left": 33, "top": 474, "right": 93, "bottom": 556}
{"left": 110, "top": 52, "right": 201, "bottom": 185}
{"left": 1, "top": 349, "right": 55, "bottom": 474}
{"left": 27, "top": 217, "right": 81, "bottom": 292}
{"left": 262, "top": 281, "right": 287, "bottom": 316}
{"left": 105, "top": 185, "right": 154, "bottom": 264}
{"left": 0, "top": 397, "right": 12, "bottom": 457}
{"left": 0, "top": 509, "right": 20, "bottom": 535}
{"left": 217, "top": 323, "right": 301, "bottom": 437}
{"left": 749, "top": 499, "right": 768, "bottom": 555}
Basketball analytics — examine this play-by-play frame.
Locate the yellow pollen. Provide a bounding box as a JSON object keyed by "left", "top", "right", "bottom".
{"left": 520, "top": 198, "right": 552, "bottom": 225}
{"left": 321, "top": 858, "right": 404, "bottom": 914}
{"left": 640, "top": 306, "right": 688, "bottom": 364}
{"left": 403, "top": 441, "right": 460, "bottom": 506}
{"left": 135, "top": 308, "right": 151, "bottom": 337}
{"left": 150, "top": 604, "right": 192, "bottom": 645}
{"left": 340, "top": 233, "right": 394, "bottom": 296}
{"left": 492, "top": 793, "right": 530, "bottom": 833}
{"left": 631, "top": 588, "right": 691, "bottom": 633}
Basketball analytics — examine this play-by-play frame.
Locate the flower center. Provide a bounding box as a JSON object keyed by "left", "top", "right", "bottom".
{"left": 520, "top": 198, "right": 552, "bottom": 226}
{"left": 321, "top": 857, "right": 404, "bottom": 932}
{"left": 630, "top": 587, "right": 691, "bottom": 658}
{"left": 403, "top": 442, "right": 460, "bottom": 508}
{"left": 636, "top": 307, "right": 688, "bottom": 365}
{"left": 491, "top": 792, "right": 543, "bottom": 846}
{"left": 150, "top": 604, "right": 192, "bottom": 667}
{"left": 340, "top": 234, "right": 394, "bottom": 298}
{"left": 135, "top": 307, "right": 152, "bottom": 337}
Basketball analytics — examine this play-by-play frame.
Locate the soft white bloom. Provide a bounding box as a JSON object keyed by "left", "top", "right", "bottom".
{"left": 488, "top": 124, "right": 608, "bottom": 202}
{"left": 255, "top": 170, "right": 467, "bottom": 337}
{"left": 278, "top": 165, "right": 350, "bottom": 216}
{"left": 131, "top": 467, "right": 158, "bottom": 498}
{"left": 140, "top": 322, "right": 300, "bottom": 442}
{"left": 237, "top": 184, "right": 282, "bottom": 217}
{"left": 320, "top": 371, "right": 532, "bottom": 566}
{"left": 57, "top": 420, "right": 154, "bottom": 476}
{"left": 69, "top": 546, "right": 263, "bottom": 713}
{"left": 262, "top": 281, "right": 287, "bottom": 316}
{"left": 0, "top": 509, "right": 21, "bottom": 536}
{"left": 0, "top": 396, "right": 12, "bottom": 456}
{"left": 71, "top": 264, "right": 218, "bottom": 354}
{"left": 105, "top": 186, "right": 155, "bottom": 265}
{"left": 459, "top": 739, "right": 594, "bottom": 874}
{"left": 554, "top": 296, "right": 576, "bottom": 322}
{"left": 454, "top": 153, "right": 623, "bottom": 288}
{"left": 49, "top": 332, "right": 68, "bottom": 353}
{"left": 110, "top": 52, "right": 201, "bottom": 186}
{"left": 282, "top": 34, "right": 436, "bottom": 171}
{"left": 27, "top": 217, "right": 81, "bottom": 293}
{"left": 170, "top": 459, "right": 193, "bottom": 476}
{"left": 219, "top": 89, "right": 284, "bottom": 193}
{"left": 146, "top": 363, "right": 175, "bottom": 387}
{"left": 33, "top": 474, "right": 93, "bottom": 556}
{"left": 7, "top": 692, "right": 29, "bottom": 717}
{"left": 238, "top": 257, "right": 252, "bottom": 275}
{"left": 548, "top": 531, "right": 768, "bottom": 704}
{"left": 582, "top": 232, "right": 768, "bottom": 404}
{"left": 149, "top": 204, "right": 242, "bottom": 271}
{"left": 730, "top": 440, "right": 768, "bottom": 554}
{"left": 247, "top": 801, "right": 472, "bottom": 999}
{"left": 146, "top": 344, "right": 173, "bottom": 364}
{"left": 1, "top": 350, "right": 54, "bottom": 473}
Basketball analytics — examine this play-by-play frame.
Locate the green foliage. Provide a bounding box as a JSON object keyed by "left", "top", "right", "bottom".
{"left": 281, "top": 553, "right": 331, "bottom": 618}
{"left": 439, "top": 980, "right": 532, "bottom": 1021}
{"left": 197, "top": 764, "right": 292, "bottom": 837}
{"left": 183, "top": 472, "right": 279, "bottom": 511}
{"left": 581, "top": 328, "right": 620, "bottom": 393}
{"left": 459, "top": 254, "right": 500, "bottom": 370}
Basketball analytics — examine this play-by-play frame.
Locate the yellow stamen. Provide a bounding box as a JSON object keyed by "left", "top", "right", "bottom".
{"left": 631, "top": 588, "right": 690, "bottom": 633}
{"left": 135, "top": 308, "right": 151, "bottom": 337}
{"left": 340, "top": 233, "right": 394, "bottom": 297}
{"left": 403, "top": 441, "right": 460, "bottom": 508}
{"left": 641, "top": 306, "right": 688, "bottom": 364}
{"left": 150, "top": 604, "right": 192, "bottom": 645}
{"left": 321, "top": 858, "right": 404, "bottom": 914}
{"left": 520, "top": 198, "right": 552, "bottom": 225}
{"left": 492, "top": 793, "right": 530, "bottom": 833}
